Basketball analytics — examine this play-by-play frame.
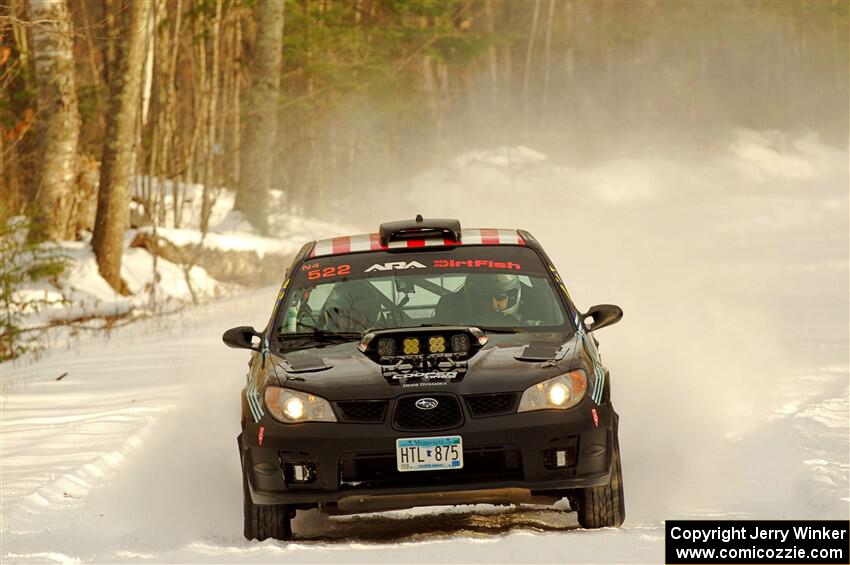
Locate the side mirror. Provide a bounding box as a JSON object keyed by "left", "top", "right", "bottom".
{"left": 223, "top": 326, "right": 262, "bottom": 351}
{"left": 583, "top": 304, "right": 623, "bottom": 332}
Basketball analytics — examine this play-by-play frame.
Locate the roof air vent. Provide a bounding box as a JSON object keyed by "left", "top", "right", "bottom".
{"left": 378, "top": 217, "right": 461, "bottom": 246}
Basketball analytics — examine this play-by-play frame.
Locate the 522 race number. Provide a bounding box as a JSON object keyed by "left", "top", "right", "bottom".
{"left": 305, "top": 264, "right": 350, "bottom": 280}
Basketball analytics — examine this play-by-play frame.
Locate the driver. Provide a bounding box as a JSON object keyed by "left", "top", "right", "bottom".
{"left": 320, "top": 281, "right": 383, "bottom": 333}
{"left": 463, "top": 274, "right": 522, "bottom": 316}
{"left": 434, "top": 274, "right": 524, "bottom": 324}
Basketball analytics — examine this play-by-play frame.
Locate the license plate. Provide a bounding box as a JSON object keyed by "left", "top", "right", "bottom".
{"left": 396, "top": 435, "right": 463, "bottom": 472}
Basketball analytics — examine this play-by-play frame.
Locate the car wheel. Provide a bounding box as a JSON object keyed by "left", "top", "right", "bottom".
{"left": 575, "top": 436, "right": 625, "bottom": 528}
{"left": 242, "top": 459, "right": 293, "bottom": 541}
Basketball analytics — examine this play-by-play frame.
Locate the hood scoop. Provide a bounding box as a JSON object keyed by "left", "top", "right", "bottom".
{"left": 278, "top": 353, "right": 332, "bottom": 373}
{"left": 515, "top": 341, "right": 571, "bottom": 362}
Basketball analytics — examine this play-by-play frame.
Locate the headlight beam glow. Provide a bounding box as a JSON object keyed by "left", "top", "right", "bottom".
{"left": 517, "top": 370, "right": 587, "bottom": 413}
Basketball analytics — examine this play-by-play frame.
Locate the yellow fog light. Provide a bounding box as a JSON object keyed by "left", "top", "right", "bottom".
{"left": 403, "top": 337, "right": 420, "bottom": 354}
{"left": 428, "top": 336, "right": 445, "bottom": 353}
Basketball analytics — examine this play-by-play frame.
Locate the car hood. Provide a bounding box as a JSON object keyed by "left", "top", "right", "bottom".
{"left": 267, "top": 333, "right": 581, "bottom": 400}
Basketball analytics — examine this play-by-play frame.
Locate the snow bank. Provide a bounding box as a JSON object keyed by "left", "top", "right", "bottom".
{"left": 726, "top": 130, "right": 846, "bottom": 184}
{"left": 8, "top": 182, "right": 350, "bottom": 358}
{"left": 142, "top": 211, "right": 344, "bottom": 261}
{"left": 10, "top": 237, "right": 223, "bottom": 335}
{"left": 131, "top": 179, "right": 351, "bottom": 239}
{"left": 449, "top": 145, "right": 547, "bottom": 169}
{"left": 389, "top": 130, "right": 847, "bottom": 211}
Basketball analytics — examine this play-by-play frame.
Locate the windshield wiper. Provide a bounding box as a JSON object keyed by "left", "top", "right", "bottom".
{"left": 278, "top": 331, "right": 361, "bottom": 340}
{"left": 478, "top": 326, "right": 523, "bottom": 334}
{"left": 278, "top": 322, "right": 361, "bottom": 344}
{"left": 281, "top": 320, "right": 359, "bottom": 337}
{"left": 410, "top": 323, "right": 523, "bottom": 334}
{"left": 276, "top": 332, "right": 360, "bottom": 352}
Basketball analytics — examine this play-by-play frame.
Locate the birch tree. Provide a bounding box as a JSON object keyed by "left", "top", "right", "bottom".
{"left": 28, "top": 0, "right": 79, "bottom": 242}
{"left": 234, "top": 0, "right": 284, "bottom": 235}
{"left": 91, "top": 0, "right": 152, "bottom": 292}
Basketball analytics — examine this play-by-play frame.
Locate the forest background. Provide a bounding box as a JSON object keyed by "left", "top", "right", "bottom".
{"left": 0, "top": 0, "right": 847, "bottom": 359}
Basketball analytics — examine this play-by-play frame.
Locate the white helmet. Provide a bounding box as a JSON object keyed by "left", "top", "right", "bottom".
{"left": 464, "top": 274, "right": 522, "bottom": 316}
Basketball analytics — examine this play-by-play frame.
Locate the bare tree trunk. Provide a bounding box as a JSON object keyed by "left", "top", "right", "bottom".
{"left": 140, "top": 3, "right": 156, "bottom": 127}
{"left": 231, "top": 15, "right": 242, "bottom": 190}
{"left": 28, "top": 0, "right": 80, "bottom": 242}
{"left": 158, "top": 0, "right": 181, "bottom": 226}
{"left": 233, "top": 0, "right": 284, "bottom": 235}
{"left": 563, "top": 0, "right": 575, "bottom": 80}
{"left": 147, "top": 0, "right": 169, "bottom": 308}
{"left": 200, "top": 0, "right": 223, "bottom": 234}
{"left": 4, "top": 1, "right": 37, "bottom": 215}
{"left": 191, "top": 14, "right": 207, "bottom": 206}
{"left": 522, "top": 0, "right": 541, "bottom": 139}
{"left": 541, "top": 0, "right": 556, "bottom": 116}
{"left": 102, "top": 0, "right": 118, "bottom": 83}
{"left": 436, "top": 60, "right": 450, "bottom": 158}
{"left": 497, "top": 1, "right": 513, "bottom": 113}
{"left": 484, "top": 0, "right": 498, "bottom": 110}
{"left": 77, "top": 0, "right": 106, "bottom": 132}
{"left": 166, "top": 0, "right": 183, "bottom": 228}
{"left": 221, "top": 10, "right": 235, "bottom": 192}
{"left": 92, "top": 0, "right": 152, "bottom": 293}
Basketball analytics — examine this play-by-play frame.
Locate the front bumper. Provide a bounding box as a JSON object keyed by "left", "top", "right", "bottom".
{"left": 240, "top": 397, "right": 617, "bottom": 507}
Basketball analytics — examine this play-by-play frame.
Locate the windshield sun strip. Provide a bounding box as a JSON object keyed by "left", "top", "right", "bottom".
{"left": 274, "top": 247, "right": 575, "bottom": 336}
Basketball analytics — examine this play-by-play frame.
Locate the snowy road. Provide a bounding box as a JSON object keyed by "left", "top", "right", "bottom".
{"left": 1, "top": 291, "right": 665, "bottom": 563}
{"left": 2, "top": 284, "right": 845, "bottom": 563}
{"left": 2, "top": 133, "right": 848, "bottom": 563}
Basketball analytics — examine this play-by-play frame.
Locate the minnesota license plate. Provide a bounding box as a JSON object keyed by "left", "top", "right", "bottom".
{"left": 396, "top": 435, "right": 463, "bottom": 472}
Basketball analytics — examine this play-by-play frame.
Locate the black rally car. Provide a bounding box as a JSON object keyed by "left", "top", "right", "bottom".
{"left": 223, "top": 218, "right": 624, "bottom": 540}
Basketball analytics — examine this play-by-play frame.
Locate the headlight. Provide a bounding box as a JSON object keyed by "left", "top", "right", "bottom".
{"left": 264, "top": 387, "right": 337, "bottom": 423}
{"left": 517, "top": 370, "right": 587, "bottom": 412}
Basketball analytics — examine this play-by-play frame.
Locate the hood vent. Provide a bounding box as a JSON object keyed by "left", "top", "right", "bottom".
{"left": 278, "top": 353, "right": 332, "bottom": 373}
{"left": 514, "top": 341, "right": 571, "bottom": 362}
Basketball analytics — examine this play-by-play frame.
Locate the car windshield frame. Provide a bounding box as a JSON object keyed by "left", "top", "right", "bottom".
{"left": 271, "top": 245, "right": 577, "bottom": 349}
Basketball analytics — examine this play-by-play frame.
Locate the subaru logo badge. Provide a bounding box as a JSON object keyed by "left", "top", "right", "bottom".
{"left": 415, "top": 398, "right": 439, "bottom": 410}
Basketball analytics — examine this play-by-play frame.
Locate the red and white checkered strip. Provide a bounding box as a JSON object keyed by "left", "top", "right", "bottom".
{"left": 309, "top": 228, "right": 525, "bottom": 258}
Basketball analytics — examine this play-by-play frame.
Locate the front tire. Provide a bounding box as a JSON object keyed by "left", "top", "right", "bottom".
{"left": 575, "top": 436, "right": 625, "bottom": 528}
{"left": 242, "top": 459, "right": 293, "bottom": 541}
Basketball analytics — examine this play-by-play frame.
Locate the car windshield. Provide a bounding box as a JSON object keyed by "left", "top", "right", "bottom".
{"left": 276, "top": 246, "right": 570, "bottom": 337}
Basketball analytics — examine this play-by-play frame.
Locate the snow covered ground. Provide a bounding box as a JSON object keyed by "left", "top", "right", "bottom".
{"left": 1, "top": 130, "right": 847, "bottom": 563}
{"left": 7, "top": 184, "right": 346, "bottom": 359}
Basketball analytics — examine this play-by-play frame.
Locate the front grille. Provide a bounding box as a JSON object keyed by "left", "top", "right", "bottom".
{"left": 335, "top": 400, "right": 388, "bottom": 423}
{"left": 393, "top": 394, "right": 462, "bottom": 430}
{"left": 465, "top": 393, "right": 518, "bottom": 417}
{"left": 339, "top": 445, "right": 523, "bottom": 489}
